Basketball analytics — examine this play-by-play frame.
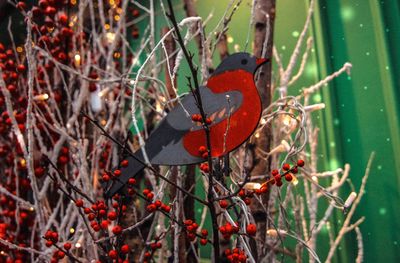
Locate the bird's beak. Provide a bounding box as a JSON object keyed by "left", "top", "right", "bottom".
{"left": 256, "top": 57, "right": 269, "bottom": 66}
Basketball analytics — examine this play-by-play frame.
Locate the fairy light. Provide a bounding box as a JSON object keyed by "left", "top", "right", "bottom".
{"left": 70, "top": 0, "right": 77, "bottom": 5}
{"left": 282, "top": 115, "right": 292, "bottom": 127}
{"left": 98, "top": 87, "right": 110, "bottom": 98}
{"left": 74, "top": 54, "right": 81, "bottom": 66}
{"left": 113, "top": 52, "right": 121, "bottom": 59}
{"left": 105, "top": 32, "right": 116, "bottom": 44}
{"left": 312, "top": 175, "right": 318, "bottom": 181}
{"left": 116, "top": 8, "right": 123, "bottom": 14}
{"left": 344, "top": 192, "right": 357, "bottom": 208}
{"left": 243, "top": 182, "right": 262, "bottom": 190}
{"left": 227, "top": 36, "right": 234, "bottom": 43}
{"left": 69, "top": 228, "right": 75, "bottom": 234}
{"left": 104, "top": 24, "right": 111, "bottom": 30}
{"left": 75, "top": 242, "right": 81, "bottom": 248}
{"left": 304, "top": 103, "right": 326, "bottom": 112}
{"left": 255, "top": 133, "right": 260, "bottom": 138}
{"left": 266, "top": 229, "right": 277, "bottom": 237}
{"left": 20, "top": 158, "right": 26, "bottom": 167}
{"left": 260, "top": 118, "right": 266, "bottom": 125}
{"left": 114, "top": 15, "right": 120, "bottom": 21}
{"left": 29, "top": 207, "right": 34, "bottom": 211}
{"left": 33, "top": 93, "right": 49, "bottom": 101}
{"left": 292, "top": 175, "right": 299, "bottom": 186}
{"left": 16, "top": 46, "right": 23, "bottom": 53}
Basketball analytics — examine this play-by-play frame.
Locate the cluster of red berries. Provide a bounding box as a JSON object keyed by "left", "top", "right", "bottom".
{"left": 199, "top": 162, "right": 210, "bottom": 173}
{"left": 268, "top": 159, "right": 305, "bottom": 187}
{"left": 238, "top": 189, "right": 253, "bottom": 206}
{"left": 191, "top": 114, "right": 212, "bottom": 125}
{"left": 198, "top": 145, "right": 209, "bottom": 159}
{"left": 199, "top": 229, "right": 209, "bottom": 246}
{"left": 225, "top": 248, "right": 248, "bottom": 263}
{"left": 43, "top": 230, "right": 70, "bottom": 263}
{"left": 57, "top": 146, "right": 69, "bottom": 166}
{"left": 219, "top": 222, "right": 240, "bottom": 240}
{"left": 143, "top": 189, "right": 171, "bottom": 213}
{"left": 184, "top": 219, "right": 199, "bottom": 242}
{"left": 107, "top": 244, "right": 130, "bottom": 259}
{"left": 75, "top": 198, "right": 128, "bottom": 235}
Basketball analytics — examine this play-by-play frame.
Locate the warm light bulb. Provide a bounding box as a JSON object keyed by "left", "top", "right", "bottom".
{"left": 33, "top": 93, "right": 49, "bottom": 101}
{"left": 292, "top": 175, "right": 299, "bottom": 186}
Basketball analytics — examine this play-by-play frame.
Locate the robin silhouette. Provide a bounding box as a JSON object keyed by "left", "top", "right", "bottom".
{"left": 104, "top": 52, "right": 268, "bottom": 197}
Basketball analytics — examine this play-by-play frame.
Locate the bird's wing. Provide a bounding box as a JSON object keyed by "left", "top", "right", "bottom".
{"left": 166, "top": 86, "right": 243, "bottom": 131}
{"left": 137, "top": 86, "right": 243, "bottom": 165}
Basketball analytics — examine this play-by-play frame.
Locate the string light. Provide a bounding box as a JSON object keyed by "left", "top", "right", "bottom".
{"left": 243, "top": 182, "right": 262, "bottom": 190}
{"left": 33, "top": 93, "right": 49, "bottom": 101}
{"left": 74, "top": 54, "right": 81, "bottom": 66}
{"left": 304, "top": 103, "right": 326, "bottom": 112}
{"left": 104, "top": 24, "right": 110, "bottom": 30}
{"left": 69, "top": 228, "right": 75, "bottom": 234}
{"left": 292, "top": 175, "right": 299, "bottom": 186}
{"left": 344, "top": 192, "right": 357, "bottom": 208}
{"left": 16, "top": 46, "right": 23, "bottom": 53}
{"left": 105, "top": 32, "right": 115, "bottom": 44}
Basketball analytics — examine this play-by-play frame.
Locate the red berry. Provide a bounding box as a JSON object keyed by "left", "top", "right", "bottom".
{"left": 200, "top": 238, "right": 207, "bottom": 246}
{"left": 112, "top": 225, "right": 122, "bottom": 235}
{"left": 16, "top": 64, "right": 26, "bottom": 73}
{"left": 271, "top": 169, "right": 279, "bottom": 176}
{"left": 198, "top": 146, "right": 207, "bottom": 153}
{"left": 246, "top": 224, "right": 257, "bottom": 236}
{"left": 57, "top": 251, "right": 65, "bottom": 259}
{"left": 146, "top": 204, "right": 156, "bottom": 212}
{"left": 282, "top": 163, "right": 290, "bottom": 171}
{"left": 121, "top": 244, "right": 129, "bottom": 254}
{"left": 102, "top": 173, "right": 110, "bottom": 182}
{"left": 285, "top": 173, "right": 293, "bottom": 181}
{"left": 128, "top": 178, "right": 136, "bottom": 185}
{"left": 276, "top": 179, "right": 283, "bottom": 187}
{"left": 154, "top": 200, "right": 162, "bottom": 207}
{"left": 291, "top": 167, "right": 298, "bottom": 174}
{"left": 146, "top": 192, "right": 154, "bottom": 200}
{"left": 107, "top": 211, "right": 117, "bottom": 220}
{"left": 108, "top": 250, "right": 118, "bottom": 259}
{"left": 101, "top": 220, "right": 109, "bottom": 229}
{"left": 161, "top": 204, "right": 171, "bottom": 213}
{"left": 143, "top": 189, "right": 150, "bottom": 195}
{"left": 120, "top": 159, "right": 129, "bottom": 167}
{"left": 297, "top": 159, "right": 305, "bottom": 167}
{"left": 205, "top": 118, "right": 212, "bottom": 125}
{"left": 219, "top": 200, "right": 228, "bottom": 209}
{"left": 113, "top": 169, "right": 121, "bottom": 177}
{"left": 184, "top": 219, "right": 193, "bottom": 226}
{"left": 63, "top": 242, "right": 72, "bottom": 250}
{"left": 45, "top": 240, "right": 53, "bottom": 247}
{"left": 201, "top": 229, "right": 208, "bottom": 236}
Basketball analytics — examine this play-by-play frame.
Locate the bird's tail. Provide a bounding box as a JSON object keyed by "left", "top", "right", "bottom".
{"left": 103, "top": 155, "right": 145, "bottom": 199}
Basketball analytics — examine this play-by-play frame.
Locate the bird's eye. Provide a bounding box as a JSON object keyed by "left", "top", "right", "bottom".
{"left": 241, "top": 59, "right": 248, "bottom": 65}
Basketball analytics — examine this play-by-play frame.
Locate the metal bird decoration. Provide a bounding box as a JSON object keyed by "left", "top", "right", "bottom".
{"left": 104, "top": 52, "right": 268, "bottom": 197}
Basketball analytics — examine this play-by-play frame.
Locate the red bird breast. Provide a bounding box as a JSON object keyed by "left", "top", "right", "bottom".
{"left": 182, "top": 70, "right": 262, "bottom": 157}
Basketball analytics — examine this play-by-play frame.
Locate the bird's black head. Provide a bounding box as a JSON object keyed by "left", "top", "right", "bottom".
{"left": 212, "top": 52, "right": 269, "bottom": 76}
